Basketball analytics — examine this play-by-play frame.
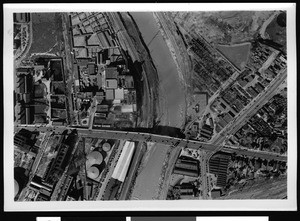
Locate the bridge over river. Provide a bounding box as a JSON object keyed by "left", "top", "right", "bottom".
{"left": 15, "top": 125, "right": 287, "bottom": 162}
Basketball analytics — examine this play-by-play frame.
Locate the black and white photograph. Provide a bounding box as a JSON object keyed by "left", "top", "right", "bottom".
{"left": 3, "top": 3, "right": 297, "bottom": 211}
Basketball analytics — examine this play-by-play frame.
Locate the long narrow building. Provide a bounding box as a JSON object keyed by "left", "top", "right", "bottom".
{"left": 111, "top": 141, "right": 135, "bottom": 182}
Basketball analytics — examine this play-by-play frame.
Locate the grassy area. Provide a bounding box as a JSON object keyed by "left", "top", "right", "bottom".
{"left": 26, "top": 13, "right": 63, "bottom": 58}
{"left": 265, "top": 12, "right": 286, "bottom": 52}
{"left": 216, "top": 43, "right": 251, "bottom": 71}
{"left": 221, "top": 175, "right": 287, "bottom": 199}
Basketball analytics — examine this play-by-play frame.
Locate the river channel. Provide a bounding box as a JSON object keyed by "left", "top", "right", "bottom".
{"left": 131, "top": 12, "right": 185, "bottom": 128}
{"left": 129, "top": 12, "right": 186, "bottom": 200}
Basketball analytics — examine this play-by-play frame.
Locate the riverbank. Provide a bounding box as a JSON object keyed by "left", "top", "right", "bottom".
{"left": 117, "top": 12, "right": 161, "bottom": 128}
{"left": 130, "top": 12, "right": 186, "bottom": 128}
{"left": 128, "top": 12, "right": 188, "bottom": 200}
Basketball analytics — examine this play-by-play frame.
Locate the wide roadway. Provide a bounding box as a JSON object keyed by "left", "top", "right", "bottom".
{"left": 15, "top": 124, "right": 287, "bottom": 162}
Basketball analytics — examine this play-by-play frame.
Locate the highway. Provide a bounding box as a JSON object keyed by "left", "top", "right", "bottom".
{"left": 15, "top": 124, "right": 287, "bottom": 162}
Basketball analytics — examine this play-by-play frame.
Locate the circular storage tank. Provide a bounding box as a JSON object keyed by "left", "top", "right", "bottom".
{"left": 102, "top": 142, "right": 111, "bottom": 152}
{"left": 86, "top": 151, "right": 103, "bottom": 168}
{"left": 87, "top": 166, "right": 100, "bottom": 179}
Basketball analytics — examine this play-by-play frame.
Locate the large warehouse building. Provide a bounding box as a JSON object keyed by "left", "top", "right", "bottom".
{"left": 111, "top": 141, "right": 135, "bottom": 182}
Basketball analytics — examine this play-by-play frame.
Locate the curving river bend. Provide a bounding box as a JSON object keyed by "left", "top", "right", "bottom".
{"left": 129, "top": 12, "right": 186, "bottom": 200}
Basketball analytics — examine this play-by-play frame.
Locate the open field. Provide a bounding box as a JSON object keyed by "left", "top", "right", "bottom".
{"left": 216, "top": 43, "right": 251, "bottom": 71}
{"left": 25, "top": 13, "right": 63, "bottom": 58}
{"left": 171, "top": 11, "right": 274, "bottom": 45}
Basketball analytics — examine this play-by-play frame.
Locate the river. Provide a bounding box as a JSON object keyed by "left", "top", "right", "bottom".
{"left": 129, "top": 12, "right": 186, "bottom": 200}
{"left": 131, "top": 12, "right": 185, "bottom": 128}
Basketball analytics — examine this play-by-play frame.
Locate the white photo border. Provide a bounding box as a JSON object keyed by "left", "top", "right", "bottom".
{"left": 3, "top": 3, "right": 297, "bottom": 211}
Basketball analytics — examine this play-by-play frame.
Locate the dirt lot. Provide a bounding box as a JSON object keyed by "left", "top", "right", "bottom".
{"left": 216, "top": 43, "right": 251, "bottom": 71}
{"left": 26, "top": 13, "right": 63, "bottom": 58}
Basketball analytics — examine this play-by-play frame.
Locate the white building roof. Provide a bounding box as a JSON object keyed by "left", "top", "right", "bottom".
{"left": 111, "top": 141, "right": 135, "bottom": 182}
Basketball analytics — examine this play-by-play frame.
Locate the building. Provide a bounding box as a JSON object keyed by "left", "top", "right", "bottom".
{"left": 199, "top": 124, "right": 213, "bottom": 139}
{"left": 35, "top": 193, "right": 50, "bottom": 201}
{"left": 209, "top": 153, "right": 230, "bottom": 187}
{"left": 111, "top": 141, "right": 135, "bottom": 182}
{"left": 57, "top": 175, "right": 73, "bottom": 200}
{"left": 43, "top": 141, "right": 74, "bottom": 185}
{"left": 96, "top": 104, "right": 109, "bottom": 113}
{"left": 105, "top": 67, "right": 119, "bottom": 79}
{"left": 118, "top": 75, "right": 134, "bottom": 89}
{"left": 73, "top": 35, "right": 86, "bottom": 48}
{"left": 121, "top": 104, "right": 136, "bottom": 113}
{"left": 175, "top": 183, "right": 195, "bottom": 196}
{"left": 114, "top": 88, "right": 124, "bottom": 100}
{"left": 105, "top": 89, "right": 114, "bottom": 100}
{"left": 87, "top": 33, "right": 100, "bottom": 46}
{"left": 189, "top": 122, "right": 199, "bottom": 138}
{"left": 211, "top": 189, "right": 222, "bottom": 199}
{"left": 105, "top": 79, "right": 118, "bottom": 89}
{"left": 87, "top": 64, "right": 96, "bottom": 75}
{"left": 93, "top": 117, "right": 113, "bottom": 127}
{"left": 173, "top": 156, "right": 199, "bottom": 177}
{"left": 14, "top": 129, "right": 37, "bottom": 153}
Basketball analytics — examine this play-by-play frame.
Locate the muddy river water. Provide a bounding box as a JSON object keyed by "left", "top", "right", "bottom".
{"left": 129, "top": 12, "right": 186, "bottom": 200}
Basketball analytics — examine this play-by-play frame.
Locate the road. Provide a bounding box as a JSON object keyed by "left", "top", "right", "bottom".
{"left": 15, "top": 124, "right": 287, "bottom": 162}
{"left": 209, "top": 68, "right": 287, "bottom": 150}
{"left": 61, "top": 13, "right": 76, "bottom": 125}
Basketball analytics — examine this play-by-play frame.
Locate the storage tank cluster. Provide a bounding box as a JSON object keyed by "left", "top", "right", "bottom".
{"left": 86, "top": 140, "right": 112, "bottom": 180}
{"left": 86, "top": 151, "right": 104, "bottom": 180}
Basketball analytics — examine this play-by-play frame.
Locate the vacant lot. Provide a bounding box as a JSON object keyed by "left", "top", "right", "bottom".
{"left": 216, "top": 42, "right": 251, "bottom": 71}
{"left": 26, "top": 13, "right": 63, "bottom": 58}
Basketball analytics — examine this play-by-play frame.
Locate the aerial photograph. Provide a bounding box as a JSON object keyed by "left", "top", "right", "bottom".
{"left": 12, "top": 10, "right": 288, "bottom": 202}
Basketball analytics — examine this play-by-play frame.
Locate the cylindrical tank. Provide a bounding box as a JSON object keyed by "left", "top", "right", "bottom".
{"left": 86, "top": 151, "right": 103, "bottom": 169}
{"left": 87, "top": 166, "right": 100, "bottom": 179}
{"left": 102, "top": 142, "right": 111, "bottom": 152}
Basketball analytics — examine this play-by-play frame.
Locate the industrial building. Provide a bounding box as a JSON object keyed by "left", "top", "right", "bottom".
{"left": 14, "top": 129, "right": 38, "bottom": 153}
{"left": 173, "top": 156, "right": 200, "bottom": 177}
{"left": 43, "top": 130, "right": 78, "bottom": 185}
{"left": 111, "top": 141, "right": 135, "bottom": 182}
{"left": 209, "top": 152, "right": 231, "bottom": 188}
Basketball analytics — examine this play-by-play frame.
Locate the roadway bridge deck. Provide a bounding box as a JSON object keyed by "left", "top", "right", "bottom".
{"left": 15, "top": 125, "right": 287, "bottom": 162}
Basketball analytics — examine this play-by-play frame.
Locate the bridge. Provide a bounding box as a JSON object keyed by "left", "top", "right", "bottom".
{"left": 15, "top": 124, "right": 287, "bottom": 162}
